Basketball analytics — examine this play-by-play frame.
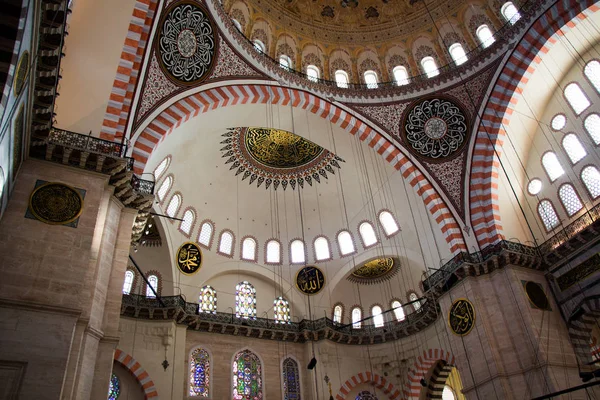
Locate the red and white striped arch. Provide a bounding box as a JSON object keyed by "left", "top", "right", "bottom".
{"left": 128, "top": 84, "right": 467, "bottom": 254}
{"left": 469, "top": 1, "right": 600, "bottom": 249}
{"left": 335, "top": 371, "right": 401, "bottom": 399}
{"left": 114, "top": 349, "right": 159, "bottom": 399}
{"left": 403, "top": 348, "right": 456, "bottom": 400}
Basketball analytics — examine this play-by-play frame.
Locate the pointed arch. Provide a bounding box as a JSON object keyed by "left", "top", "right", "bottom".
{"left": 403, "top": 349, "right": 457, "bottom": 400}
{"left": 567, "top": 296, "right": 600, "bottom": 365}
{"left": 114, "top": 349, "right": 159, "bottom": 399}
{"left": 335, "top": 371, "right": 401, "bottom": 399}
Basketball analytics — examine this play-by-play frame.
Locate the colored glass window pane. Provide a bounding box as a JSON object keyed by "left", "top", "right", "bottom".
{"left": 189, "top": 348, "right": 210, "bottom": 397}
{"left": 282, "top": 357, "right": 301, "bottom": 400}
{"left": 199, "top": 285, "right": 217, "bottom": 313}
{"left": 232, "top": 350, "right": 263, "bottom": 399}
{"left": 274, "top": 297, "right": 290, "bottom": 323}
{"left": 236, "top": 281, "right": 256, "bottom": 319}
{"left": 108, "top": 374, "right": 120, "bottom": 400}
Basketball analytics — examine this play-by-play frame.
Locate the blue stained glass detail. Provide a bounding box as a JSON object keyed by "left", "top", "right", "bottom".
{"left": 108, "top": 374, "right": 120, "bottom": 400}
{"left": 282, "top": 357, "right": 301, "bottom": 399}
{"left": 356, "top": 391, "right": 378, "bottom": 400}
{"left": 189, "top": 348, "right": 210, "bottom": 397}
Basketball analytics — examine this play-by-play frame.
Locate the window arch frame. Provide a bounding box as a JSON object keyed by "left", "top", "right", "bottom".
{"left": 281, "top": 356, "right": 302, "bottom": 400}
{"left": 178, "top": 207, "right": 197, "bottom": 237}
{"left": 122, "top": 269, "right": 136, "bottom": 295}
{"left": 408, "top": 291, "right": 421, "bottom": 313}
{"left": 541, "top": 151, "right": 565, "bottom": 183}
{"left": 332, "top": 302, "right": 344, "bottom": 324}
{"left": 358, "top": 220, "right": 379, "bottom": 249}
{"left": 240, "top": 236, "right": 258, "bottom": 262}
{"left": 563, "top": 81, "right": 591, "bottom": 116}
{"left": 313, "top": 235, "right": 332, "bottom": 262}
{"left": 583, "top": 59, "right": 600, "bottom": 94}
{"left": 476, "top": 24, "right": 495, "bottom": 48}
{"left": 500, "top": 2, "right": 521, "bottom": 24}
{"left": 199, "top": 285, "right": 217, "bottom": 314}
{"left": 273, "top": 296, "right": 291, "bottom": 324}
{"left": 265, "top": 238, "right": 283, "bottom": 265}
{"left": 335, "top": 69, "right": 350, "bottom": 88}
{"left": 156, "top": 174, "right": 174, "bottom": 203}
{"left": 378, "top": 210, "right": 400, "bottom": 237}
{"left": 448, "top": 42, "right": 468, "bottom": 66}
{"left": 153, "top": 155, "right": 171, "bottom": 180}
{"left": 217, "top": 229, "right": 236, "bottom": 258}
{"left": 289, "top": 238, "right": 306, "bottom": 265}
{"left": 306, "top": 65, "right": 320, "bottom": 82}
{"left": 231, "top": 348, "right": 264, "bottom": 399}
{"left": 253, "top": 39, "right": 266, "bottom": 53}
{"left": 581, "top": 164, "right": 600, "bottom": 200}
{"left": 279, "top": 54, "right": 293, "bottom": 69}
{"left": 188, "top": 346, "right": 212, "bottom": 397}
{"left": 165, "top": 192, "right": 182, "bottom": 221}
{"left": 558, "top": 183, "right": 584, "bottom": 217}
{"left": 145, "top": 271, "right": 162, "bottom": 298}
{"left": 235, "top": 281, "right": 257, "bottom": 319}
{"left": 197, "top": 220, "right": 215, "bottom": 249}
{"left": 392, "top": 65, "right": 409, "bottom": 86}
{"left": 336, "top": 229, "right": 357, "bottom": 256}
{"left": 371, "top": 304, "right": 385, "bottom": 328}
{"left": 351, "top": 305, "right": 363, "bottom": 329}
{"left": 363, "top": 69, "right": 379, "bottom": 89}
{"left": 561, "top": 132, "right": 587, "bottom": 165}
{"left": 583, "top": 113, "right": 600, "bottom": 145}
{"left": 537, "top": 198, "right": 561, "bottom": 232}
{"left": 390, "top": 299, "right": 406, "bottom": 322}
{"left": 420, "top": 56, "right": 439, "bottom": 78}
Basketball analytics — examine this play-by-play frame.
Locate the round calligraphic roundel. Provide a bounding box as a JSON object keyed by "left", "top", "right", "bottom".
{"left": 295, "top": 266, "right": 326, "bottom": 295}
{"left": 402, "top": 97, "right": 469, "bottom": 161}
{"left": 157, "top": 1, "right": 217, "bottom": 85}
{"left": 29, "top": 182, "right": 84, "bottom": 225}
{"left": 176, "top": 242, "right": 203, "bottom": 275}
{"left": 448, "top": 298, "right": 475, "bottom": 336}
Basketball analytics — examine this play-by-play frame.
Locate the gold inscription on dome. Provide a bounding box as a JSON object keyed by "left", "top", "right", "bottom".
{"left": 29, "top": 182, "right": 84, "bottom": 225}
{"left": 351, "top": 257, "right": 394, "bottom": 279}
{"left": 448, "top": 298, "right": 475, "bottom": 336}
{"left": 244, "top": 127, "right": 324, "bottom": 168}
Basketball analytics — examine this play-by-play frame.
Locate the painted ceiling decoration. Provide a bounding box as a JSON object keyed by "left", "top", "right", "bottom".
{"left": 158, "top": 1, "right": 217, "bottom": 85}
{"left": 401, "top": 97, "right": 469, "bottom": 161}
{"left": 220, "top": 127, "right": 345, "bottom": 190}
{"left": 347, "top": 257, "right": 399, "bottom": 285}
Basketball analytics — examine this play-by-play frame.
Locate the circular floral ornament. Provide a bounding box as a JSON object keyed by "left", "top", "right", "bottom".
{"left": 29, "top": 182, "right": 84, "bottom": 225}
{"left": 402, "top": 97, "right": 469, "bottom": 161}
{"left": 157, "top": 1, "right": 217, "bottom": 85}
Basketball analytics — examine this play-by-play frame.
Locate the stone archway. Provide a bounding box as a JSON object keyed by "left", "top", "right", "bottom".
{"left": 114, "top": 349, "right": 159, "bottom": 399}
{"left": 335, "top": 370, "right": 401, "bottom": 400}
{"left": 403, "top": 348, "right": 456, "bottom": 400}
{"left": 567, "top": 295, "right": 600, "bottom": 366}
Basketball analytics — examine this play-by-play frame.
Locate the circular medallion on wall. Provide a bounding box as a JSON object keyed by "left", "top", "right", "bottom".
{"left": 296, "top": 266, "right": 326, "bottom": 295}
{"left": 13, "top": 50, "right": 29, "bottom": 96}
{"left": 401, "top": 97, "right": 469, "bottom": 161}
{"left": 523, "top": 281, "right": 550, "bottom": 310}
{"left": 348, "top": 257, "right": 400, "bottom": 285}
{"left": 176, "top": 241, "right": 203, "bottom": 275}
{"left": 157, "top": 1, "right": 217, "bottom": 85}
{"left": 29, "top": 182, "right": 84, "bottom": 225}
{"left": 448, "top": 298, "right": 475, "bottom": 336}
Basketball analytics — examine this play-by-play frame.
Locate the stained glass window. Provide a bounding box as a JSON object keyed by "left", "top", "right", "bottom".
{"left": 582, "top": 166, "right": 600, "bottom": 199}
{"left": 219, "top": 231, "right": 234, "bottom": 255}
{"left": 274, "top": 297, "right": 290, "bottom": 323}
{"left": 282, "top": 357, "right": 301, "bottom": 400}
{"left": 356, "top": 391, "right": 378, "bottom": 400}
{"left": 352, "top": 307, "right": 362, "bottom": 329}
{"left": 199, "top": 285, "right": 217, "bottom": 314}
{"left": 558, "top": 184, "right": 583, "bottom": 217}
{"left": 146, "top": 275, "right": 158, "bottom": 298}
{"left": 236, "top": 281, "right": 256, "bottom": 319}
{"left": 538, "top": 200, "right": 560, "bottom": 231}
{"left": 337, "top": 230, "right": 355, "bottom": 255}
{"left": 189, "top": 348, "right": 210, "bottom": 397}
{"left": 108, "top": 374, "right": 120, "bottom": 400}
{"left": 233, "top": 350, "right": 263, "bottom": 400}
{"left": 123, "top": 270, "right": 134, "bottom": 294}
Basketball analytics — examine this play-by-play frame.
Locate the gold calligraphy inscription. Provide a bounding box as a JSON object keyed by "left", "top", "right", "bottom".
{"left": 351, "top": 257, "right": 394, "bottom": 279}
{"left": 295, "top": 266, "right": 326, "bottom": 295}
{"left": 448, "top": 298, "right": 475, "bottom": 336}
{"left": 244, "top": 127, "right": 324, "bottom": 168}
{"left": 176, "top": 242, "right": 203, "bottom": 275}
{"left": 29, "top": 182, "right": 84, "bottom": 225}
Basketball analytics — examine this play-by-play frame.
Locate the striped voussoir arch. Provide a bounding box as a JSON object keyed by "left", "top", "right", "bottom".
{"left": 335, "top": 371, "right": 401, "bottom": 399}
{"left": 99, "top": 0, "right": 159, "bottom": 141}
{"left": 469, "top": 1, "right": 599, "bottom": 249}
{"left": 129, "top": 84, "right": 466, "bottom": 254}
{"left": 404, "top": 348, "right": 456, "bottom": 400}
{"left": 114, "top": 348, "right": 159, "bottom": 399}
{"left": 567, "top": 296, "right": 600, "bottom": 366}
{"left": 425, "top": 360, "right": 454, "bottom": 399}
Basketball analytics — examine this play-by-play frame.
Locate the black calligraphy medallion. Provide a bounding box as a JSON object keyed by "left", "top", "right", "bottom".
{"left": 296, "top": 266, "right": 326, "bottom": 295}
{"left": 176, "top": 242, "right": 203, "bottom": 275}
{"left": 29, "top": 182, "right": 84, "bottom": 225}
{"left": 448, "top": 298, "right": 475, "bottom": 336}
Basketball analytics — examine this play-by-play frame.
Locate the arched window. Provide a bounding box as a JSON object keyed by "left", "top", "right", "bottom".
{"left": 356, "top": 391, "right": 378, "bottom": 400}
{"left": 199, "top": 285, "right": 217, "bottom": 314}
{"left": 108, "top": 374, "right": 120, "bottom": 400}
{"left": 391, "top": 300, "right": 405, "bottom": 321}
{"left": 314, "top": 236, "right": 331, "bottom": 261}
{"left": 449, "top": 43, "right": 467, "bottom": 66}
{"left": 528, "top": 178, "right": 543, "bottom": 196}
{"left": 232, "top": 350, "right": 263, "bottom": 399}
{"left": 333, "top": 304, "right": 343, "bottom": 323}
{"left": 551, "top": 114, "right": 566, "bottom": 131}
{"left": 409, "top": 292, "right": 421, "bottom": 312}
{"left": 378, "top": 211, "right": 399, "bottom": 236}
{"left": 154, "top": 156, "right": 170, "bottom": 179}
{"left": 122, "top": 270, "right": 134, "bottom": 294}
{"left": 359, "top": 222, "right": 378, "bottom": 247}
{"left": 241, "top": 237, "right": 257, "bottom": 261}
{"left": 232, "top": 19, "right": 242, "bottom": 31}
{"left": 364, "top": 70, "right": 378, "bottom": 89}
{"left": 564, "top": 83, "right": 590, "bottom": 115}
{"left": 335, "top": 70, "right": 349, "bottom": 88}
{"left": 273, "top": 297, "right": 290, "bottom": 324}
{"left": 235, "top": 281, "right": 256, "bottom": 319}
{"left": 189, "top": 348, "right": 211, "bottom": 397}
{"left": 282, "top": 357, "right": 301, "bottom": 400}
{"left": 306, "top": 65, "right": 320, "bottom": 82}
{"left": 279, "top": 55, "right": 292, "bottom": 69}
{"left": 146, "top": 274, "right": 158, "bottom": 298}
{"left": 351, "top": 307, "right": 362, "bottom": 329}
{"left": 290, "top": 239, "right": 305, "bottom": 264}
{"left": 562, "top": 134, "right": 587, "bottom": 164}
{"left": 559, "top": 184, "right": 583, "bottom": 217}
{"left": 476, "top": 25, "right": 495, "bottom": 48}
{"left": 371, "top": 305, "right": 384, "bottom": 328}
{"left": 266, "top": 240, "right": 281, "bottom": 264}
{"left": 538, "top": 200, "right": 560, "bottom": 231}
{"left": 180, "top": 209, "right": 196, "bottom": 235}
{"left": 393, "top": 65, "right": 409, "bottom": 86}
{"left": 442, "top": 385, "right": 456, "bottom": 400}
{"left": 166, "top": 193, "right": 181, "bottom": 217}
{"left": 198, "top": 222, "right": 214, "bottom": 247}
{"left": 253, "top": 40, "right": 266, "bottom": 53}
{"left": 421, "top": 56, "right": 439, "bottom": 78}
{"left": 218, "top": 231, "right": 234, "bottom": 256}
{"left": 584, "top": 113, "right": 600, "bottom": 145}
{"left": 337, "top": 230, "right": 356, "bottom": 255}
{"left": 542, "top": 152, "right": 564, "bottom": 182}
{"left": 501, "top": 2, "right": 521, "bottom": 24}
{"left": 157, "top": 176, "right": 172, "bottom": 201}
{"left": 582, "top": 166, "right": 600, "bottom": 199}
{"left": 584, "top": 60, "right": 600, "bottom": 93}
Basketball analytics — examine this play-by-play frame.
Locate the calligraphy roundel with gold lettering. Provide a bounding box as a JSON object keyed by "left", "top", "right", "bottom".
{"left": 295, "top": 266, "right": 326, "bottom": 295}
{"left": 448, "top": 298, "right": 475, "bottom": 336}
{"left": 176, "top": 242, "right": 203, "bottom": 275}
